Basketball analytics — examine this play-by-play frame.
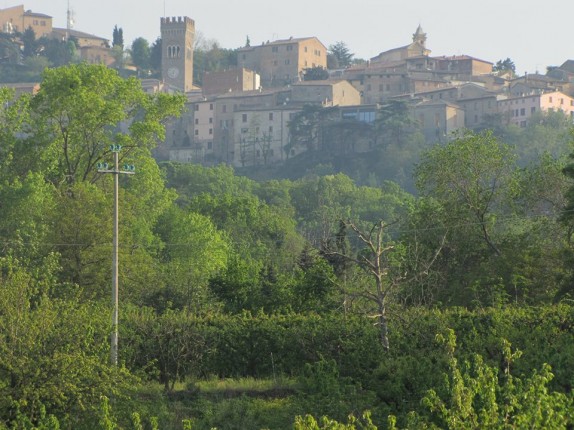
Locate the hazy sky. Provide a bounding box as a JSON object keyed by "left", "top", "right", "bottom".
{"left": 9, "top": 0, "right": 574, "bottom": 74}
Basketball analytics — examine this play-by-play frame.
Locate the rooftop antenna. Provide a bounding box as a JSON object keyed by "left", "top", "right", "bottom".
{"left": 66, "top": 0, "right": 75, "bottom": 41}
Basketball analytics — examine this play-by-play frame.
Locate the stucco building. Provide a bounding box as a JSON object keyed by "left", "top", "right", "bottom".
{"left": 0, "top": 5, "right": 52, "bottom": 37}
{"left": 498, "top": 91, "right": 574, "bottom": 127}
{"left": 237, "top": 37, "right": 327, "bottom": 87}
{"left": 202, "top": 68, "right": 260, "bottom": 96}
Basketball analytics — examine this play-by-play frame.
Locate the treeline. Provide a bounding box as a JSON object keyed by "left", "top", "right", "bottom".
{"left": 1, "top": 63, "right": 574, "bottom": 428}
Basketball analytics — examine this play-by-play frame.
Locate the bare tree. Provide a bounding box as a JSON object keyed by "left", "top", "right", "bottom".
{"left": 324, "top": 219, "right": 445, "bottom": 350}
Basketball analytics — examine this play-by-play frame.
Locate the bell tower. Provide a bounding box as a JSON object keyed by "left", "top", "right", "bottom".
{"left": 161, "top": 16, "right": 195, "bottom": 92}
{"left": 412, "top": 24, "right": 427, "bottom": 47}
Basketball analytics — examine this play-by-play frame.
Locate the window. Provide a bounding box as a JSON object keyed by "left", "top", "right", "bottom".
{"left": 256, "top": 150, "right": 261, "bottom": 157}
{"left": 194, "top": 104, "right": 199, "bottom": 111}
{"left": 273, "top": 60, "right": 278, "bottom": 66}
{"left": 304, "top": 47, "right": 308, "bottom": 52}
{"left": 520, "top": 108, "right": 525, "bottom": 116}
{"left": 209, "top": 104, "right": 214, "bottom": 110}
{"left": 286, "top": 45, "right": 294, "bottom": 51}
{"left": 207, "top": 142, "right": 213, "bottom": 149}
{"left": 561, "top": 98, "right": 564, "bottom": 105}
{"left": 194, "top": 118, "right": 199, "bottom": 125}
{"left": 40, "top": 20, "right": 46, "bottom": 26}
{"left": 241, "top": 128, "right": 248, "bottom": 134}
{"left": 209, "top": 128, "right": 213, "bottom": 135}
{"left": 385, "top": 84, "right": 390, "bottom": 91}
{"left": 272, "top": 46, "right": 278, "bottom": 53}
{"left": 269, "top": 112, "right": 274, "bottom": 121}
{"left": 194, "top": 130, "right": 199, "bottom": 136}
{"left": 242, "top": 114, "right": 247, "bottom": 123}
{"left": 474, "top": 115, "right": 478, "bottom": 123}
{"left": 209, "top": 117, "right": 213, "bottom": 124}
{"left": 531, "top": 107, "right": 536, "bottom": 113}
{"left": 549, "top": 97, "right": 553, "bottom": 103}
{"left": 269, "top": 126, "right": 273, "bottom": 133}
{"left": 222, "top": 105, "right": 227, "bottom": 113}
{"left": 285, "top": 59, "right": 290, "bottom": 65}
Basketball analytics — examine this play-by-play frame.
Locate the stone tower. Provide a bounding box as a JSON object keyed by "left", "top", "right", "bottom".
{"left": 161, "top": 16, "right": 195, "bottom": 92}
{"left": 412, "top": 24, "right": 427, "bottom": 47}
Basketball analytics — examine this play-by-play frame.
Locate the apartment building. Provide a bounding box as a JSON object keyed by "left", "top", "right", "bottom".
{"left": 290, "top": 80, "right": 361, "bottom": 106}
{"left": 237, "top": 37, "right": 327, "bottom": 87}
{"left": 168, "top": 98, "right": 216, "bottom": 163}
{"left": 0, "top": 5, "right": 52, "bottom": 37}
{"left": 202, "top": 68, "right": 260, "bottom": 96}
{"left": 414, "top": 100, "right": 465, "bottom": 142}
{"left": 498, "top": 91, "right": 574, "bottom": 127}
{"left": 232, "top": 106, "right": 301, "bottom": 166}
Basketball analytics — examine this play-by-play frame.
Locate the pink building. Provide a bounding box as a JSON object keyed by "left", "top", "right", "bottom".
{"left": 497, "top": 91, "right": 574, "bottom": 127}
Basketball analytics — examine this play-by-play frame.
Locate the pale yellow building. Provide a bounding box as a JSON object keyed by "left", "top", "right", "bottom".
{"left": 237, "top": 37, "right": 327, "bottom": 87}
{"left": 0, "top": 5, "right": 52, "bottom": 37}
{"left": 498, "top": 91, "right": 574, "bottom": 127}
{"left": 414, "top": 100, "right": 465, "bottom": 142}
{"left": 202, "top": 68, "right": 260, "bottom": 96}
{"left": 232, "top": 106, "right": 300, "bottom": 166}
{"left": 291, "top": 80, "right": 361, "bottom": 106}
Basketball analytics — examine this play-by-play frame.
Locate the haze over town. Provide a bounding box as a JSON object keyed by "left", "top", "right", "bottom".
{"left": 11, "top": 0, "right": 574, "bottom": 74}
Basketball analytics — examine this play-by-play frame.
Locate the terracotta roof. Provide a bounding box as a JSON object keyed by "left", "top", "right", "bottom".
{"left": 293, "top": 80, "right": 347, "bottom": 86}
{"left": 237, "top": 36, "right": 325, "bottom": 51}
{"left": 416, "top": 99, "right": 462, "bottom": 109}
{"left": 432, "top": 55, "right": 493, "bottom": 65}
{"left": 23, "top": 10, "right": 51, "bottom": 18}
{"left": 52, "top": 28, "right": 108, "bottom": 41}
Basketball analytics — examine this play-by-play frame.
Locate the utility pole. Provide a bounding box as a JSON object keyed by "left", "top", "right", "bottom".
{"left": 97, "top": 145, "right": 135, "bottom": 366}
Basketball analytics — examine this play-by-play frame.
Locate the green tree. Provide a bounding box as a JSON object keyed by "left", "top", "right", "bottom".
{"left": 130, "top": 37, "right": 151, "bottom": 72}
{"left": 149, "top": 37, "right": 162, "bottom": 74}
{"left": 303, "top": 66, "right": 329, "bottom": 81}
{"left": 0, "top": 258, "right": 136, "bottom": 428}
{"left": 328, "top": 41, "right": 354, "bottom": 69}
{"left": 112, "top": 25, "right": 124, "bottom": 48}
{"left": 416, "top": 330, "right": 574, "bottom": 429}
{"left": 415, "top": 130, "right": 518, "bottom": 257}
{"left": 493, "top": 57, "right": 516, "bottom": 76}
{"left": 25, "top": 63, "right": 184, "bottom": 295}
{"left": 375, "top": 100, "right": 418, "bottom": 147}
{"left": 38, "top": 35, "right": 79, "bottom": 66}
{"left": 154, "top": 206, "right": 229, "bottom": 311}
{"left": 30, "top": 63, "right": 184, "bottom": 187}
{"left": 22, "top": 26, "right": 37, "bottom": 58}
{"left": 192, "top": 39, "right": 237, "bottom": 86}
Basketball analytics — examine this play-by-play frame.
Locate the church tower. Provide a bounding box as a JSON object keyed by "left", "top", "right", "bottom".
{"left": 161, "top": 16, "right": 195, "bottom": 92}
{"left": 412, "top": 24, "right": 427, "bottom": 47}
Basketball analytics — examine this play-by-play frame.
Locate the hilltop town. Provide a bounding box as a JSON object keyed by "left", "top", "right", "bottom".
{"left": 2, "top": 3, "right": 574, "bottom": 170}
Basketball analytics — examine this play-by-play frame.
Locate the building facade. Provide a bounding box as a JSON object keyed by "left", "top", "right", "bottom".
{"left": 237, "top": 37, "right": 327, "bottom": 87}
{"left": 0, "top": 5, "right": 52, "bottom": 37}
{"left": 498, "top": 91, "right": 574, "bottom": 127}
